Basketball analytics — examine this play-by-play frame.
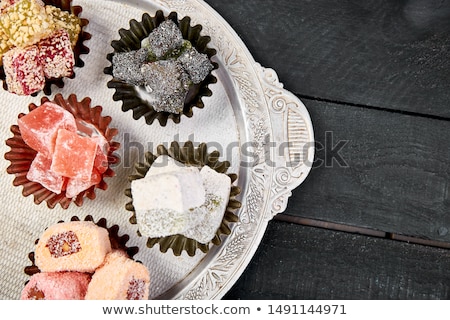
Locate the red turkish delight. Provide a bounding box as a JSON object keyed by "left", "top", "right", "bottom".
{"left": 18, "top": 102, "right": 77, "bottom": 156}
{"left": 27, "top": 152, "right": 66, "bottom": 194}
{"left": 51, "top": 129, "right": 98, "bottom": 181}
{"left": 3, "top": 45, "right": 45, "bottom": 95}
{"left": 38, "top": 29, "right": 75, "bottom": 79}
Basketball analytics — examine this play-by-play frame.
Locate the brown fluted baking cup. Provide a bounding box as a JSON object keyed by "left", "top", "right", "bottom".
{"left": 4, "top": 93, "right": 120, "bottom": 209}
{"left": 0, "top": 0, "right": 91, "bottom": 96}
{"left": 24, "top": 215, "right": 140, "bottom": 277}
{"left": 125, "top": 141, "right": 241, "bottom": 257}
{"left": 104, "top": 10, "right": 218, "bottom": 126}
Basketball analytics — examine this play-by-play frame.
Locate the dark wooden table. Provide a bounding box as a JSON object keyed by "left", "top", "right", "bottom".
{"left": 202, "top": 0, "right": 450, "bottom": 300}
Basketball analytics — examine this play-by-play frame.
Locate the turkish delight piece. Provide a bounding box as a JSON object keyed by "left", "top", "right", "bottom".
{"left": 38, "top": 28, "right": 75, "bottom": 79}
{"left": 85, "top": 251, "right": 150, "bottom": 300}
{"left": 65, "top": 167, "right": 102, "bottom": 199}
{"left": 132, "top": 167, "right": 206, "bottom": 238}
{"left": 0, "top": 21, "right": 11, "bottom": 64}
{"left": 18, "top": 101, "right": 77, "bottom": 156}
{"left": 112, "top": 48, "right": 148, "bottom": 86}
{"left": 141, "top": 60, "right": 190, "bottom": 114}
{"left": 177, "top": 47, "right": 214, "bottom": 84}
{"left": 2, "top": 45, "right": 45, "bottom": 95}
{"left": 91, "top": 135, "right": 109, "bottom": 174}
{"left": 0, "top": 0, "right": 54, "bottom": 49}
{"left": 35, "top": 221, "right": 112, "bottom": 273}
{"left": 141, "top": 20, "right": 183, "bottom": 59}
{"left": 21, "top": 272, "right": 91, "bottom": 300}
{"left": 182, "top": 166, "right": 231, "bottom": 244}
{"left": 0, "top": 0, "right": 17, "bottom": 14}
{"left": 51, "top": 129, "right": 98, "bottom": 181}
{"left": 45, "top": 5, "right": 81, "bottom": 48}
{"left": 144, "top": 155, "right": 185, "bottom": 177}
{"left": 27, "top": 152, "right": 65, "bottom": 194}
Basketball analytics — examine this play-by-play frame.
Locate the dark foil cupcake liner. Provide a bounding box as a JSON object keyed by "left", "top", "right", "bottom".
{"left": 4, "top": 93, "right": 120, "bottom": 209}
{"left": 104, "top": 10, "right": 218, "bottom": 126}
{"left": 24, "top": 215, "right": 139, "bottom": 278}
{"left": 0, "top": 0, "right": 91, "bottom": 96}
{"left": 125, "top": 141, "right": 241, "bottom": 257}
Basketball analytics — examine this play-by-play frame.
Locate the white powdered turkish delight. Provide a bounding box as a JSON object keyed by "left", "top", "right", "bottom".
{"left": 182, "top": 166, "right": 231, "bottom": 244}
{"left": 132, "top": 167, "right": 206, "bottom": 238}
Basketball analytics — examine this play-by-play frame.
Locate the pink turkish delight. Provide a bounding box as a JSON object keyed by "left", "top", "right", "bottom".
{"left": 51, "top": 129, "right": 98, "bottom": 181}
{"left": 38, "top": 29, "right": 75, "bottom": 79}
{"left": 21, "top": 271, "right": 91, "bottom": 300}
{"left": 27, "top": 152, "right": 66, "bottom": 194}
{"left": 3, "top": 45, "right": 45, "bottom": 95}
{"left": 18, "top": 102, "right": 77, "bottom": 156}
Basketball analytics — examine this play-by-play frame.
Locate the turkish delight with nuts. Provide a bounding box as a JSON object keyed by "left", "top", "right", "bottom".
{"left": 45, "top": 5, "right": 81, "bottom": 48}
{"left": 0, "top": 0, "right": 55, "bottom": 49}
{"left": 38, "top": 29, "right": 75, "bottom": 79}
{"left": 3, "top": 45, "right": 45, "bottom": 95}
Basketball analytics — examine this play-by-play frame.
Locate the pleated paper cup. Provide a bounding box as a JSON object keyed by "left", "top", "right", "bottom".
{"left": 125, "top": 141, "right": 241, "bottom": 257}
{"left": 4, "top": 94, "right": 120, "bottom": 209}
{"left": 104, "top": 10, "right": 218, "bottom": 126}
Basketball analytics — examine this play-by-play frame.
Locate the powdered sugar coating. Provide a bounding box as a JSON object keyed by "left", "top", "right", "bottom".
{"left": 26, "top": 152, "right": 66, "bottom": 194}
{"left": 18, "top": 101, "right": 77, "bottom": 157}
{"left": 51, "top": 129, "right": 98, "bottom": 181}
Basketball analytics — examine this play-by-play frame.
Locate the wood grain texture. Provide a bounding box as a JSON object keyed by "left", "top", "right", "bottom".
{"left": 224, "top": 220, "right": 450, "bottom": 299}
{"left": 204, "top": 0, "right": 450, "bottom": 118}
{"left": 283, "top": 98, "right": 450, "bottom": 242}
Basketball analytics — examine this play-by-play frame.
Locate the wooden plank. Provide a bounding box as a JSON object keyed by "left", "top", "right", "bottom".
{"left": 281, "top": 98, "right": 450, "bottom": 242}
{"left": 224, "top": 220, "right": 450, "bottom": 299}
{"left": 204, "top": 0, "right": 450, "bottom": 118}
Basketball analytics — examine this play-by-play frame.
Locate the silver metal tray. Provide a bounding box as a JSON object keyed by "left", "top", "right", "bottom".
{"left": 0, "top": 0, "right": 314, "bottom": 299}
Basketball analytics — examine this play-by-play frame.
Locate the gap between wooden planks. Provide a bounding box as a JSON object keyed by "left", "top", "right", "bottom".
{"left": 275, "top": 213, "right": 450, "bottom": 250}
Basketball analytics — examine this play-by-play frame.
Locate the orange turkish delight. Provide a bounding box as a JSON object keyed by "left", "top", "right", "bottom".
{"left": 51, "top": 129, "right": 98, "bottom": 181}
{"left": 38, "top": 29, "right": 75, "bottom": 79}
{"left": 27, "top": 152, "right": 66, "bottom": 194}
{"left": 17, "top": 99, "right": 112, "bottom": 199}
{"left": 3, "top": 45, "right": 45, "bottom": 95}
{"left": 18, "top": 102, "right": 77, "bottom": 156}
{"left": 66, "top": 167, "right": 102, "bottom": 199}
{"left": 92, "top": 135, "right": 109, "bottom": 174}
